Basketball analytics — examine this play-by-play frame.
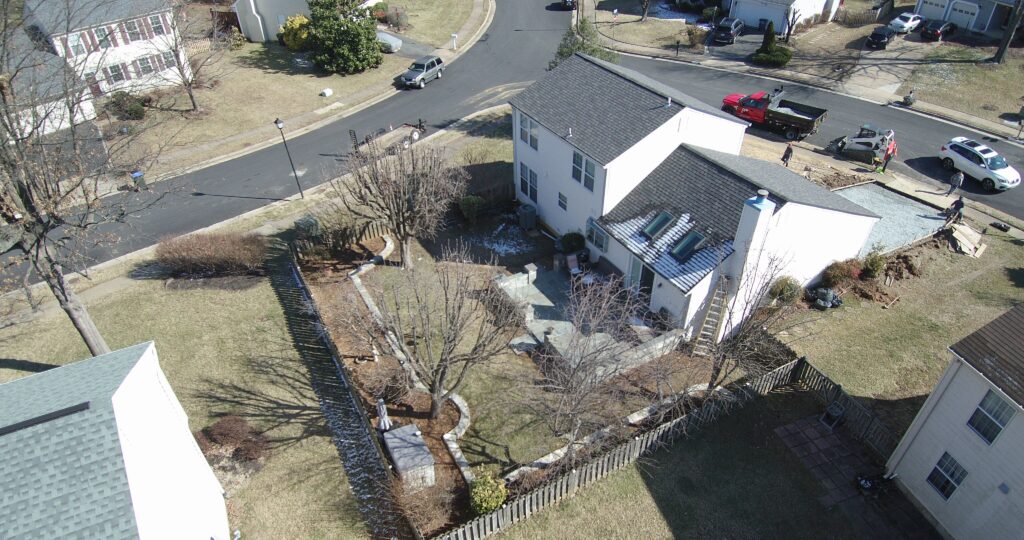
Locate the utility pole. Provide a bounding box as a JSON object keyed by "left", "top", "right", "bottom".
{"left": 994, "top": 0, "right": 1024, "bottom": 64}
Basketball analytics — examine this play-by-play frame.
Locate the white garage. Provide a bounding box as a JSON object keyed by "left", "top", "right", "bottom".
{"left": 947, "top": 0, "right": 978, "bottom": 28}
{"left": 916, "top": 0, "right": 948, "bottom": 21}
{"left": 731, "top": 0, "right": 787, "bottom": 32}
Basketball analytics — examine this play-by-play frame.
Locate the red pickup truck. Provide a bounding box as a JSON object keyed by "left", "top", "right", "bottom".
{"left": 721, "top": 87, "right": 827, "bottom": 140}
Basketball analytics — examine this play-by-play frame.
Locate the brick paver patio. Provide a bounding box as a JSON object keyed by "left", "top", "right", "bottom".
{"left": 776, "top": 416, "right": 940, "bottom": 539}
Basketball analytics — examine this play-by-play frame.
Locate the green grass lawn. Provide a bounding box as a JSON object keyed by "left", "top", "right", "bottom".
{"left": 900, "top": 44, "right": 1024, "bottom": 125}
{"left": 499, "top": 390, "right": 859, "bottom": 539}
{"left": 781, "top": 233, "right": 1024, "bottom": 435}
{"left": 0, "top": 275, "right": 367, "bottom": 539}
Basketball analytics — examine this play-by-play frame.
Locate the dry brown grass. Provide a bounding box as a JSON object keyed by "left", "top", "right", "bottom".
{"left": 156, "top": 233, "right": 266, "bottom": 276}
{"left": 593, "top": 0, "right": 690, "bottom": 51}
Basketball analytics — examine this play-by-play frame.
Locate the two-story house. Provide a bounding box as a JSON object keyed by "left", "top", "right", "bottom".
{"left": 914, "top": 0, "right": 1023, "bottom": 37}
{"left": 510, "top": 54, "right": 878, "bottom": 339}
{"left": 24, "top": 0, "right": 190, "bottom": 96}
{"left": 886, "top": 305, "right": 1024, "bottom": 540}
{"left": 0, "top": 342, "right": 230, "bottom": 539}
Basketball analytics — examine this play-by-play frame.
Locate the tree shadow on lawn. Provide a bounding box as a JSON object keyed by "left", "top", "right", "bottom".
{"left": 0, "top": 357, "right": 58, "bottom": 374}
{"left": 437, "top": 112, "right": 513, "bottom": 141}
{"left": 1005, "top": 267, "right": 1024, "bottom": 289}
{"left": 234, "top": 43, "right": 322, "bottom": 76}
{"left": 194, "top": 347, "right": 331, "bottom": 451}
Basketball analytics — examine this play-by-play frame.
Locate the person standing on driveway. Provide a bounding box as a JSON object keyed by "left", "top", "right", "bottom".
{"left": 781, "top": 143, "right": 794, "bottom": 168}
{"left": 946, "top": 170, "right": 964, "bottom": 196}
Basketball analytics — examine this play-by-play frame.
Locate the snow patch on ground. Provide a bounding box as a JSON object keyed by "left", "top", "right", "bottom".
{"left": 480, "top": 222, "right": 535, "bottom": 256}
{"left": 649, "top": 1, "right": 692, "bottom": 20}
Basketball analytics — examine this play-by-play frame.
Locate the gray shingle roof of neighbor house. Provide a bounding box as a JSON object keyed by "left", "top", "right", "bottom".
{"left": 599, "top": 145, "right": 876, "bottom": 293}
{"left": 508, "top": 53, "right": 747, "bottom": 165}
{"left": 0, "top": 342, "right": 155, "bottom": 539}
{"left": 951, "top": 304, "right": 1024, "bottom": 407}
{"left": 2, "top": 30, "right": 83, "bottom": 102}
{"left": 24, "top": 0, "right": 169, "bottom": 34}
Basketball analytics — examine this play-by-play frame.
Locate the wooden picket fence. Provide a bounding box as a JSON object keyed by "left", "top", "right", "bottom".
{"left": 792, "top": 359, "right": 900, "bottom": 459}
{"left": 435, "top": 359, "right": 803, "bottom": 540}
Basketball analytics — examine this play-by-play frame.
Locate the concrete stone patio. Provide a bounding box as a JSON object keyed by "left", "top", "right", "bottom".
{"left": 776, "top": 416, "right": 939, "bottom": 539}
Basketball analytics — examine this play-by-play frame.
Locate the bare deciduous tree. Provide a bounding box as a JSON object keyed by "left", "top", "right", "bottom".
{"left": 1, "top": 0, "right": 168, "bottom": 355}
{"left": 330, "top": 139, "right": 467, "bottom": 269}
{"left": 639, "top": 0, "right": 653, "bottom": 21}
{"left": 784, "top": 8, "right": 802, "bottom": 43}
{"left": 362, "top": 244, "right": 521, "bottom": 419}
{"left": 525, "top": 276, "right": 647, "bottom": 467}
{"left": 704, "top": 255, "right": 801, "bottom": 392}
{"left": 142, "top": 1, "right": 230, "bottom": 111}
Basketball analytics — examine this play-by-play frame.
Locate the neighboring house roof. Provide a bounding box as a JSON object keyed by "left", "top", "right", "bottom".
{"left": 24, "top": 0, "right": 169, "bottom": 34}
{"left": 0, "top": 342, "right": 154, "bottom": 539}
{"left": 2, "top": 30, "right": 81, "bottom": 103}
{"left": 950, "top": 304, "right": 1024, "bottom": 407}
{"left": 599, "top": 145, "right": 876, "bottom": 293}
{"left": 508, "top": 53, "right": 746, "bottom": 165}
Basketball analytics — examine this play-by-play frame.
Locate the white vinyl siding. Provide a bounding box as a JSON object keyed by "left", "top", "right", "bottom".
{"left": 927, "top": 452, "right": 967, "bottom": 499}
{"left": 967, "top": 390, "right": 1014, "bottom": 444}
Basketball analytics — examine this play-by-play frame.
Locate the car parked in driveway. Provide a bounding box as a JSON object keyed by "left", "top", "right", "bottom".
{"left": 939, "top": 137, "right": 1020, "bottom": 191}
{"left": 401, "top": 56, "right": 444, "bottom": 89}
{"left": 865, "top": 26, "right": 897, "bottom": 49}
{"left": 921, "top": 20, "right": 956, "bottom": 40}
{"left": 889, "top": 13, "right": 924, "bottom": 33}
{"left": 712, "top": 17, "right": 744, "bottom": 44}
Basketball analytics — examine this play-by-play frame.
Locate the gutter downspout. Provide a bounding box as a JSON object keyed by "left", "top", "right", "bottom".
{"left": 886, "top": 350, "right": 963, "bottom": 473}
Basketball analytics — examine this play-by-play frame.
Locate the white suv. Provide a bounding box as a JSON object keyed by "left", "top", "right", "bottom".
{"left": 939, "top": 137, "right": 1020, "bottom": 191}
{"left": 889, "top": 13, "right": 923, "bottom": 33}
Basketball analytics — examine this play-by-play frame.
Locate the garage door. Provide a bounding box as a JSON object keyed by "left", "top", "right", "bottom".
{"left": 947, "top": 1, "right": 977, "bottom": 28}
{"left": 731, "top": 0, "right": 784, "bottom": 32}
{"left": 917, "top": 0, "right": 948, "bottom": 21}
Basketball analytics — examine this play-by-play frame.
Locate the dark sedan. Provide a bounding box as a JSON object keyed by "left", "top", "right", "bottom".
{"left": 865, "top": 26, "right": 897, "bottom": 49}
{"left": 921, "top": 20, "right": 956, "bottom": 40}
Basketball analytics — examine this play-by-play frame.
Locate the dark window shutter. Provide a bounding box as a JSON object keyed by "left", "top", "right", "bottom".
{"left": 153, "top": 54, "right": 164, "bottom": 71}
{"left": 86, "top": 30, "right": 98, "bottom": 51}
{"left": 132, "top": 60, "right": 141, "bottom": 77}
{"left": 119, "top": 23, "right": 130, "bottom": 43}
{"left": 102, "top": 66, "right": 111, "bottom": 83}
{"left": 60, "top": 36, "right": 72, "bottom": 56}
{"left": 141, "top": 17, "right": 154, "bottom": 39}
{"left": 109, "top": 25, "right": 119, "bottom": 47}
{"left": 161, "top": 13, "right": 171, "bottom": 34}
{"left": 122, "top": 62, "right": 132, "bottom": 80}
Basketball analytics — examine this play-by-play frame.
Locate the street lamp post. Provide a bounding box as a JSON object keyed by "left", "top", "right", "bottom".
{"left": 273, "top": 118, "right": 304, "bottom": 199}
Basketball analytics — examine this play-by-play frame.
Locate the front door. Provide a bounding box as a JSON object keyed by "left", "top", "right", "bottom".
{"left": 639, "top": 265, "right": 655, "bottom": 300}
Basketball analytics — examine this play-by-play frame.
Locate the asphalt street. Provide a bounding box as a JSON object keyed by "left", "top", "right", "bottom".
{"left": 26, "top": 0, "right": 1024, "bottom": 275}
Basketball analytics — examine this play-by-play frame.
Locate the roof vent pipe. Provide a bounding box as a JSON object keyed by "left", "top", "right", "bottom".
{"left": 755, "top": 189, "right": 769, "bottom": 203}
{"left": 567, "top": 127, "right": 572, "bottom": 138}
{"left": 665, "top": 96, "right": 672, "bottom": 108}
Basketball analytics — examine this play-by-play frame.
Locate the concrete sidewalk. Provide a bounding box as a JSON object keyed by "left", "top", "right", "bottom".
{"left": 580, "top": 0, "right": 1023, "bottom": 141}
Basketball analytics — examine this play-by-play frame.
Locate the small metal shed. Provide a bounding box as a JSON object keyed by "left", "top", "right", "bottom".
{"left": 384, "top": 423, "right": 435, "bottom": 491}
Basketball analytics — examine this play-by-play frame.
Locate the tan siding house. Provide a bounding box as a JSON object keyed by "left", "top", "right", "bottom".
{"left": 887, "top": 306, "right": 1024, "bottom": 540}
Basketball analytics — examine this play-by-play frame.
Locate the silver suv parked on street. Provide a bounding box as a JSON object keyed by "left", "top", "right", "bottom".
{"left": 402, "top": 55, "right": 444, "bottom": 89}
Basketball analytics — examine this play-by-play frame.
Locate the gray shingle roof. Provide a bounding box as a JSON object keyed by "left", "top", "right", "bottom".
{"left": 599, "top": 145, "right": 876, "bottom": 293}
{"left": 509, "top": 53, "right": 746, "bottom": 165}
{"left": 0, "top": 342, "right": 154, "bottom": 540}
{"left": 25, "top": 0, "right": 169, "bottom": 34}
{"left": 951, "top": 305, "right": 1024, "bottom": 407}
{"left": 2, "top": 31, "right": 80, "bottom": 102}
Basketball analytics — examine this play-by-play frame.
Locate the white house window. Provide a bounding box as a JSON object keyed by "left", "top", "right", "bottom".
{"left": 125, "top": 20, "right": 142, "bottom": 42}
{"left": 571, "top": 151, "right": 595, "bottom": 191}
{"left": 558, "top": 192, "right": 567, "bottom": 210}
{"left": 519, "top": 163, "right": 537, "bottom": 203}
{"left": 68, "top": 33, "right": 86, "bottom": 56}
{"left": 161, "top": 51, "right": 176, "bottom": 70}
{"left": 519, "top": 112, "right": 537, "bottom": 150}
{"left": 95, "top": 27, "right": 111, "bottom": 48}
{"left": 149, "top": 15, "right": 166, "bottom": 36}
{"left": 586, "top": 218, "right": 608, "bottom": 252}
{"left": 137, "top": 56, "right": 155, "bottom": 75}
{"left": 967, "top": 390, "right": 1014, "bottom": 444}
{"left": 108, "top": 63, "right": 125, "bottom": 82}
{"left": 927, "top": 452, "right": 967, "bottom": 500}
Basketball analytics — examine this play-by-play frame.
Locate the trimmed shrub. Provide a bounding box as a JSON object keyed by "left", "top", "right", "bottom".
{"left": 281, "top": 14, "right": 311, "bottom": 51}
{"left": 470, "top": 475, "right": 508, "bottom": 516}
{"left": 758, "top": 20, "right": 777, "bottom": 53}
{"left": 822, "top": 258, "right": 861, "bottom": 288}
{"left": 228, "top": 26, "right": 246, "bottom": 50}
{"left": 768, "top": 276, "right": 802, "bottom": 305}
{"left": 560, "top": 232, "right": 585, "bottom": 253}
{"left": 106, "top": 91, "right": 147, "bottom": 120}
{"left": 459, "top": 195, "right": 487, "bottom": 224}
{"left": 751, "top": 47, "right": 792, "bottom": 67}
{"left": 387, "top": 7, "right": 409, "bottom": 29}
{"left": 372, "top": 2, "right": 389, "bottom": 21}
{"left": 701, "top": 7, "right": 718, "bottom": 21}
{"left": 156, "top": 233, "right": 266, "bottom": 276}
{"left": 861, "top": 243, "right": 886, "bottom": 280}
{"left": 206, "top": 416, "right": 254, "bottom": 447}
